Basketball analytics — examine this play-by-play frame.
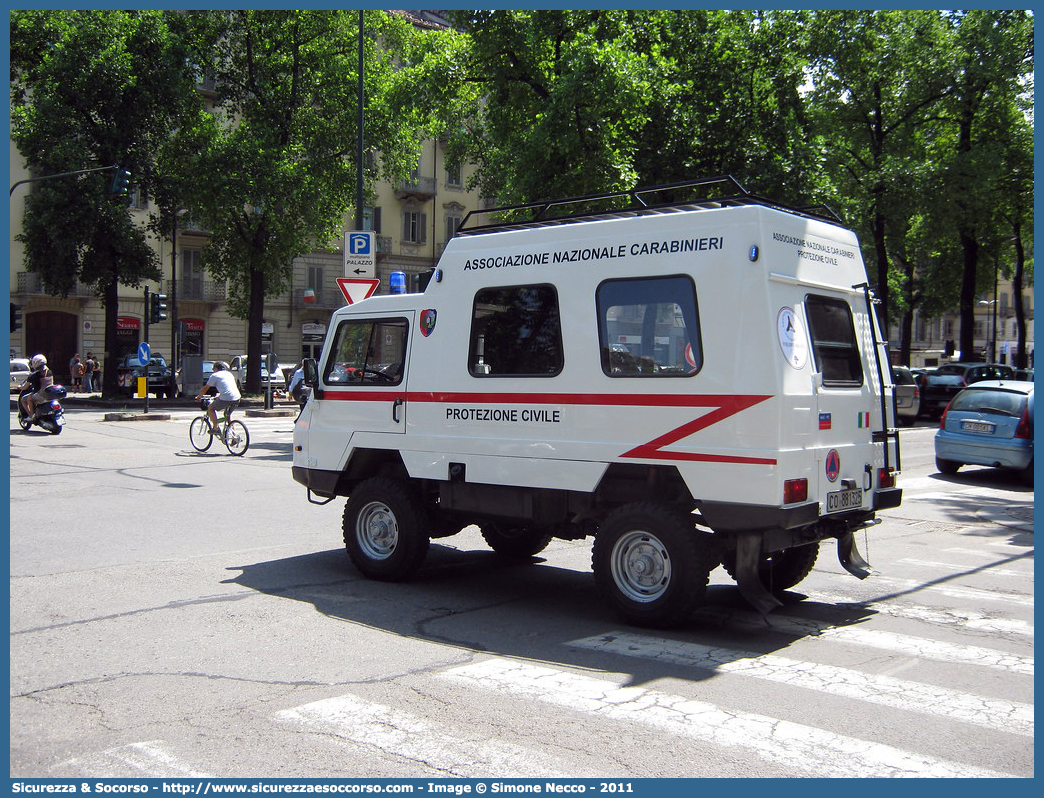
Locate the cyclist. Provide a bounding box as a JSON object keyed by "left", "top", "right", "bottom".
{"left": 194, "top": 361, "right": 241, "bottom": 434}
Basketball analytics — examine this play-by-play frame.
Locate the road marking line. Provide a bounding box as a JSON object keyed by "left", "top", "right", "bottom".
{"left": 274, "top": 693, "right": 576, "bottom": 778}
{"left": 441, "top": 658, "right": 1014, "bottom": 778}
{"left": 899, "top": 557, "right": 1032, "bottom": 579}
{"left": 692, "top": 608, "right": 1033, "bottom": 675}
{"left": 801, "top": 590, "right": 1033, "bottom": 638}
{"left": 855, "top": 575, "right": 1034, "bottom": 607}
{"left": 57, "top": 740, "right": 211, "bottom": 778}
{"left": 569, "top": 632, "right": 1032, "bottom": 737}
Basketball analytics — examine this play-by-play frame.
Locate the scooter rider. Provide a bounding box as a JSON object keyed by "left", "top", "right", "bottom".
{"left": 20, "top": 354, "right": 54, "bottom": 419}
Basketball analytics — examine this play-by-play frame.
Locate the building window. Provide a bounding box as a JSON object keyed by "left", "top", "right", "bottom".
{"left": 362, "top": 206, "right": 382, "bottom": 233}
{"left": 446, "top": 163, "right": 462, "bottom": 187}
{"left": 469, "top": 285, "right": 563, "bottom": 377}
{"left": 403, "top": 211, "right": 427, "bottom": 244}
{"left": 307, "top": 265, "right": 323, "bottom": 292}
{"left": 445, "top": 213, "right": 462, "bottom": 242}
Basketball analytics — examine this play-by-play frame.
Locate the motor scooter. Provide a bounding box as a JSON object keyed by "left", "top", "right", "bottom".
{"left": 17, "top": 384, "right": 68, "bottom": 435}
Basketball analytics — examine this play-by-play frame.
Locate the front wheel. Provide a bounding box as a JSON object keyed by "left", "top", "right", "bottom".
{"left": 592, "top": 503, "right": 718, "bottom": 628}
{"left": 223, "top": 420, "right": 249, "bottom": 456}
{"left": 189, "top": 416, "right": 213, "bottom": 452}
{"left": 342, "top": 477, "right": 430, "bottom": 581}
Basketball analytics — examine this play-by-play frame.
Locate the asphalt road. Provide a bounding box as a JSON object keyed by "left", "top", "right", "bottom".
{"left": 8, "top": 408, "right": 1034, "bottom": 779}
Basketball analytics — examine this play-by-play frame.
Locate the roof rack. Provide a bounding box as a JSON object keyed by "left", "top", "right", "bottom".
{"left": 456, "top": 175, "right": 843, "bottom": 236}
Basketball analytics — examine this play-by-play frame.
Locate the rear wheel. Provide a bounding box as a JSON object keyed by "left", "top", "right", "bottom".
{"left": 592, "top": 503, "right": 718, "bottom": 628}
{"left": 189, "top": 417, "right": 213, "bottom": 452}
{"left": 480, "top": 523, "right": 553, "bottom": 558}
{"left": 343, "top": 477, "right": 430, "bottom": 581}
{"left": 936, "top": 457, "right": 961, "bottom": 475}
{"left": 722, "top": 543, "right": 820, "bottom": 594}
{"left": 223, "top": 420, "right": 250, "bottom": 456}
{"left": 1021, "top": 460, "right": 1034, "bottom": 487}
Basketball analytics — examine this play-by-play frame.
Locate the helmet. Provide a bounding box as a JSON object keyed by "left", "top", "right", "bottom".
{"left": 30, "top": 354, "right": 47, "bottom": 370}
{"left": 213, "top": 361, "right": 229, "bottom": 372}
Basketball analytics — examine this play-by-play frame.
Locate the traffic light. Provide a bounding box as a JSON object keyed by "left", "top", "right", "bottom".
{"left": 150, "top": 292, "right": 168, "bottom": 323}
{"left": 110, "top": 167, "right": 131, "bottom": 196}
{"left": 10, "top": 303, "right": 22, "bottom": 334}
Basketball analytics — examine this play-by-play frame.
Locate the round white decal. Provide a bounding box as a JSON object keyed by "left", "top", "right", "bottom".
{"left": 777, "top": 307, "right": 808, "bottom": 369}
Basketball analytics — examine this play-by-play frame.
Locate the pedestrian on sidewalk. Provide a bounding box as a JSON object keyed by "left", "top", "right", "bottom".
{"left": 83, "top": 353, "right": 95, "bottom": 393}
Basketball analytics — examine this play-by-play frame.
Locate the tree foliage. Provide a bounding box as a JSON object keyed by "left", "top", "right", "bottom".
{"left": 10, "top": 10, "right": 207, "bottom": 395}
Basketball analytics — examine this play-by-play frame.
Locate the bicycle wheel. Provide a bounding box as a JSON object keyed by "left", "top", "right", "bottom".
{"left": 223, "top": 420, "right": 250, "bottom": 456}
{"left": 189, "top": 416, "right": 214, "bottom": 452}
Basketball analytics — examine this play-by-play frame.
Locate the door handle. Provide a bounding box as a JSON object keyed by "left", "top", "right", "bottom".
{"left": 392, "top": 396, "right": 403, "bottom": 423}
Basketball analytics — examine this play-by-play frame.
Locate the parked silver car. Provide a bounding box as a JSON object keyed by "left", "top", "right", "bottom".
{"left": 891, "top": 365, "right": 921, "bottom": 426}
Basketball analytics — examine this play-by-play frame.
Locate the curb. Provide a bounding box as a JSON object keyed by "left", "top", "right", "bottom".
{"left": 102, "top": 412, "right": 173, "bottom": 422}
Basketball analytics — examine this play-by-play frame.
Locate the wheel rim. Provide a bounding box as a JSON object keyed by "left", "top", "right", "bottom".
{"left": 190, "top": 418, "right": 213, "bottom": 451}
{"left": 355, "top": 500, "right": 398, "bottom": 560}
{"left": 225, "top": 422, "right": 248, "bottom": 455}
{"left": 610, "top": 530, "right": 671, "bottom": 603}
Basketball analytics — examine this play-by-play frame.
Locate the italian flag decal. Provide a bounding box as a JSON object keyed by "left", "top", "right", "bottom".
{"left": 857, "top": 412, "right": 871, "bottom": 428}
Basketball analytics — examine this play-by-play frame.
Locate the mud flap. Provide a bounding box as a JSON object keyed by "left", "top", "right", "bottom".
{"left": 734, "top": 531, "right": 784, "bottom": 615}
{"left": 837, "top": 531, "right": 872, "bottom": 579}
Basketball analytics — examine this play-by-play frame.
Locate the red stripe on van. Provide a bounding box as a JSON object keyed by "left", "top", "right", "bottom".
{"left": 321, "top": 390, "right": 775, "bottom": 465}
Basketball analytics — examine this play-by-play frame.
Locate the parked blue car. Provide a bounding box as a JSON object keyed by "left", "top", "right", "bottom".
{"left": 935, "top": 380, "right": 1034, "bottom": 486}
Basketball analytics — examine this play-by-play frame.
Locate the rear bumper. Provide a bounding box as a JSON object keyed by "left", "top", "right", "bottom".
{"left": 935, "top": 433, "right": 1032, "bottom": 470}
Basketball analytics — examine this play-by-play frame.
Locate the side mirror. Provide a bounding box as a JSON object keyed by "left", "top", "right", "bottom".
{"left": 303, "top": 358, "right": 322, "bottom": 399}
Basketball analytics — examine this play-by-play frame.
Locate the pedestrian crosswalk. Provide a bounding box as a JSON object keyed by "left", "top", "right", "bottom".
{"left": 51, "top": 544, "right": 1033, "bottom": 779}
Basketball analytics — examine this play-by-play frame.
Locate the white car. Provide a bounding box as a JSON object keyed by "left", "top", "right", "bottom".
{"left": 10, "top": 358, "right": 31, "bottom": 393}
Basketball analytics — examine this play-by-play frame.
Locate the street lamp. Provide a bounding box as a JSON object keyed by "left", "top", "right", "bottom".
{"left": 978, "top": 299, "right": 998, "bottom": 362}
{"left": 171, "top": 207, "right": 189, "bottom": 378}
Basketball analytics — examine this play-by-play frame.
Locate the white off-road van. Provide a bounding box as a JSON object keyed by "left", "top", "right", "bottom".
{"left": 292, "top": 178, "right": 902, "bottom": 627}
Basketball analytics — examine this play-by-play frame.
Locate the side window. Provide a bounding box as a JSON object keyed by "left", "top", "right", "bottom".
{"left": 805, "top": 295, "right": 863, "bottom": 386}
{"left": 324, "top": 318, "right": 407, "bottom": 385}
{"left": 469, "top": 285, "right": 563, "bottom": 376}
{"left": 598, "top": 276, "right": 702, "bottom": 377}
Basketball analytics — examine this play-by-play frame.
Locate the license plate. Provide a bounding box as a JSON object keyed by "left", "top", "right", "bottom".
{"left": 961, "top": 420, "right": 994, "bottom": 434}
{"left": 827, "top": 488, "right": 862, "bottom": 513}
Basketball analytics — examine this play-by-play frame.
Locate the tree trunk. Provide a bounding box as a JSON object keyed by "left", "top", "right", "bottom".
{"left": 101, "top": 267, "right": 120, "bottom": 399}
{"left": 1011, "top": 222, "right": 1027, "bottom": 369}
{"left": 245, "top": 264, "right": 266, "bottom": 394}
{"left": 957, "top": 229, "right": 978, "bottom": 362}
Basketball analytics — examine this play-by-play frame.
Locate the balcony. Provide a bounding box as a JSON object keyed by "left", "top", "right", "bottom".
{"left": 16, "top": 272, "right": 93, "bottom": 297}
{"left": 172, "top": 278, "right": 226, "bottom": 303}
{"left": 394, "top": 175, "right": 436, "bottom": 201}
{"left": 294, "top": 287, "right": 344, "bottom": 310}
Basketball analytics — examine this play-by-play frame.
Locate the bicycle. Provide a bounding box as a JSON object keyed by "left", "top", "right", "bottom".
{"left": 189, "top": 397, "right": 250, "bottom": 456}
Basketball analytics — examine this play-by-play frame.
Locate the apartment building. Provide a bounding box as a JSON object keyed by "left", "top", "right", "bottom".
{"left": 891, "top": 279, "right": 1034, "bottom": 368}
{"left": 9, "top": 137, "right": 486, "bottom": 377}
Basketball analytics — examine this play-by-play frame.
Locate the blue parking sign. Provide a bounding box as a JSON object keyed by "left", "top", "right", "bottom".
{"left": 348, "top": 232, "right": 371, "bottom": 255}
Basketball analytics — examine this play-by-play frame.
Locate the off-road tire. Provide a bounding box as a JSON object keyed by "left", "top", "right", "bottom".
{"left": 480, "top": 523, "right": 553, "bottom": 558}
{"left": 721, "top": 543, "right": 820, "bottom": 595}
{"left": 343, "top": 477, "right": 430, "bottom": 581}
{"left": 592, "top": 503, "right": 718, "bottom": 628}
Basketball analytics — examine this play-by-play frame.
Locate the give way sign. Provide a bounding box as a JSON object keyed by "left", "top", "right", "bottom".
{"left": 335, "top": 278, "right": 380, "bottom": 305}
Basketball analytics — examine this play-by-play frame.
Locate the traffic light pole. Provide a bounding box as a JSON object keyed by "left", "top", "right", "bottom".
{"left": 9, "top": 164, "right": 120, "bottom": 196}
{"left": 143, "top": 288, "right": 151, "bottom": 414}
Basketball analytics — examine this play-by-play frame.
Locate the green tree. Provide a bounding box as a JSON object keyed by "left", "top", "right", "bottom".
{"left": 10, "top": 10, "right": 206, "bottom": 397}
{"left": 933, "top": 10, "right": 1034, "bottom": 362}
{"left": 446, "top": 10, "right": 820, "bottom": 206}
{"left": 180, "top": 10, "right": 449, "bottom": 393}
{"left": 806, "top": 10, "right": 953, "bottom": 339}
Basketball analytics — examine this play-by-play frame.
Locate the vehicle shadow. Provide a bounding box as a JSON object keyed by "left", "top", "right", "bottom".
{"left": 225, "top": 541, "right": 878, "bottom": 690}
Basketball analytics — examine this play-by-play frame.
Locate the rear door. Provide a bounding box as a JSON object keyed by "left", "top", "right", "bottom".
{"left": 805, "top": 293, "right": 876, "bottom": 514}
